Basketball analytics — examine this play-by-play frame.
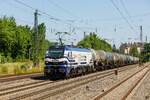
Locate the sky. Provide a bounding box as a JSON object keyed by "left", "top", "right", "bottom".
{"left": 0, "top": 0, "right": 150, "bottom": 48}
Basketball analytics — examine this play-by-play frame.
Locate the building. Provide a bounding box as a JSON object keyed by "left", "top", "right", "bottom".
{"left": 119, "top": 42, "right": 144, "bottom": 54}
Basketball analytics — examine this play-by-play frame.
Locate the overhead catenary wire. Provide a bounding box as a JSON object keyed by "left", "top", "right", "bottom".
{"left": 5, "top": 0, "right": 64, "bottom": 26}
{"left": 3, "top": 0, "right": 150, "bottom": 24}
{"left": 11, "top": 0, "right": 150, "bottom": 34}
{"left": 0, "top": 13, "right": 33, "bottom": 25}
{"left": 13, "top": 0, "right": 54, "bottom": 18}
{"left": 119, "top": 0, "right": 137, "bottom": 27}
{"left": 109, "top": 0, "right": 136, "bottom": 33}
{"left": 15, "top": 17, "right": 33, "bottom": 25}
{"left": 67, "top": 12, "right": 150, "bottom": 24}
{"left": 120, "top": 0, "right": 131, "bottom": 19}
{"left": 47, "top": 0, "right": 95, "bottom": 31}
{"left": 46, "top": 0, "right": 96, "bottom": 30}
{"left": 13, "top": 0, "right": 96, "bottom": 31}
{"left": 10, "top": 0, "right": 150, "bottom": 24}
{"left": 13, "top": 0, "right": 73, "bottom": 24}
{"left": 47, "top": 0, "right": 78, "bottom": 19}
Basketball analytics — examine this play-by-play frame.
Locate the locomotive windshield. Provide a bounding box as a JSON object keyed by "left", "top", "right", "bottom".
{"left": 47, "top": 46, "right": 64, "bottom": 58}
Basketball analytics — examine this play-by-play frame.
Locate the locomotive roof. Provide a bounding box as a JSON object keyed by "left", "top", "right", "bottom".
{"left": 64, "top": 45, "right": 91, "bottom": 52}
{"left": 49, "top": 45, "right": 90, "bottom": 52}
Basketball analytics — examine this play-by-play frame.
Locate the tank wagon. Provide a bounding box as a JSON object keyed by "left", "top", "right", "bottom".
{"left": 44, "top": 45, "right": 139, "bottom": 78}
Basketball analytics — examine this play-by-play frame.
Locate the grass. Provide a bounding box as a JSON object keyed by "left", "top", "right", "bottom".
{"left": 0, "top": 61, "right": 44, "bottom": 76}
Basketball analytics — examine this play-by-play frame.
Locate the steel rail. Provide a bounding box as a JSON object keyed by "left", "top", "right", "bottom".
{"left": 93, "top": 64, "right": 149, "bottom": 100}
{"left": 11, "top": 64, "right": 139, "bottom": 100}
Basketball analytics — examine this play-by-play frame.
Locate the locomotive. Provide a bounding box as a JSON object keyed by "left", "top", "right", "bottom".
{"left": 44, "top": 45, "right": 139, "bottom": 78}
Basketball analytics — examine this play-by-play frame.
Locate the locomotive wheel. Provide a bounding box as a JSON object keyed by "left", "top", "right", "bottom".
{"left": 82, "top": 67, "right": 86, "bottom": 75}
{"left": 65, "top": 74, "right": 70, "bottom": 79}
{"left": 70, "top": 69, "right": 75, "bottom": 77}
{"left": 91, "top": 65, "right": 95, "bottom": 72}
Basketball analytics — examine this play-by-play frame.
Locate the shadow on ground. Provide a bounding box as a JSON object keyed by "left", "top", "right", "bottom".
{"left": 30, "top": 75, "right": 64, "bottom": 81}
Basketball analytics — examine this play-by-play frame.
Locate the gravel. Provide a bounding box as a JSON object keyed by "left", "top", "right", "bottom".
{"left": 99, "top": 66, "right": 149, "bottom": 100}
{"left": 128, "top": 67, "right": 150, "bottom": 100}
{"left": 0, "top": 64, "right": 147, "bottom": 100}
{"left": 0, "top": 78, "right": 43, "bottom": 90}
{"left": 44, "top": 64, "right": 143, "bottom": 100}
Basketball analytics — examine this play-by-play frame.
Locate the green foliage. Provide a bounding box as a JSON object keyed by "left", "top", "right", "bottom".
{"left": 13, "top": 64, "right": 30, "bottom": 74}
{"left": 13, "top": 63, "right": 43, "bottom": 75}
{"left": 0, "top": 62, "right": 44, "bottom": 75}
{"left": 1, "top": 66, "right": 8, "bottom": 74}
{"left": 0, "top": 16, "right": 51, "bottom": 62}
{"left": 144, "top": 43, "right": 150, "bottom": 52}
{"left": 0, "top": 16, "right": 16, "bottom": 56}
{"left": 20, "top": 64, "right": 30, "bottom": 73}
{"left": 38, "top": 23, "right": 46, "bottom": 59}
{"left": 14, "top": 66, "right": 22, "bottom": 74}
{"left": 142, "top": 43, "right": 150, "bottom": 62}
{"left": 77, "top": 33, "right": 112, "bottom": 51}
{"left": 129, "top": 46, "right": 139, "bottom": 57}
{"left": 12, "top": 25, "right": 32, "bottom": 60}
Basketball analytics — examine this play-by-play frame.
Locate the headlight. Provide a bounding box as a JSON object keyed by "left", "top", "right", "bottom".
{"left": 47, "top": 69, "right": 51, "bottom": 73}
{"left": 62, "top": 61, "right": 68, "bottom": 64}
{"left": 45, "top": 61, "right": 49, "bottom": 64}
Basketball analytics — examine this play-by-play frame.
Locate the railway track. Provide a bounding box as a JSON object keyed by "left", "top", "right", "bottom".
{"left": 121, "top": 68, "right": 150, "bottom": 100}
{"left": 4, "top": 64, "right": 141, "bottom": 100}
{"left": 93, "top": 64, "right": 150, "bottom": 100}
{"left": 0, "top": 73, "right": 43, "bottom": 83}
{"left": 7, "top": 72, "right": 114, "bottom": 100}
{"left": 0, "top": 64, "right": 135, "bottom": 96}
{"left": 0, "top": 80, "right": 55, "bottom": 96}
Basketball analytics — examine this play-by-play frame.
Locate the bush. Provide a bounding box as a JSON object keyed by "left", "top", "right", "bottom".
{"left": 0, "top": 61, "right": 44, "bottom": 76}
{"left": 1, "top": 66, "right": 8, "bottom": 74}
{"left": 14, "top": 66, "right": 22, "bottom": 75}
{"left": 6, "top": 55, "right": 13, "bottom": 62}
{"left": 20, "top": 64, "right": 31, "bottom": 72}
{"left": 0, "top": 54, "right": 1, "bottom": 63}
{"left": 0, "top": 54, "right": 7, "bottom": 64}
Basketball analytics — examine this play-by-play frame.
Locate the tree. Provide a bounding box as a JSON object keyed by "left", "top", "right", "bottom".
{"left": 31, "top": 23, "right": 46, "bottom": 66}
{"left": 38, "top": 23, "right": 46, "bottom": 59}
{"left": 129, "top": 46, "right": 139, "bottom": 57}
{"left": 12, "top": 25, "right": 32, "bottom": 60}
{"left": 0, "top": 16, "right": 16, "bottom": 57}
{"left": 144, "top": 43, "right": 150, "bottom": 52}
{"left": 142, "top": 43, "right": 150, "bottom": 62}
{"left": 0, "top": 16, "right": 51, "bottom": 63}
{"left": 77, "top": 33, "right": 112, "bottom": 51}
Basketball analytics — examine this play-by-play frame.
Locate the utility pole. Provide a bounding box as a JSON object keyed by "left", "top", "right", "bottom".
{"left": 145, "top": 35, "right": 148, "bottom": 43}
{"left": 84, "top": 32, "right": 86, "bottom": 38}
{"left": 140, "top": 26, "right": 143, "bottom": 43}
{"left": 95, "top": 28, "right": 97, "bottom": 33}
{"left": 33, "top": 9, "right": 39, "bottom": 67}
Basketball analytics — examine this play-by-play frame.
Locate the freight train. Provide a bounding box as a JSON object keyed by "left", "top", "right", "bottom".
{"left": 44, "top": 45, "right": 139, "bottom": 78}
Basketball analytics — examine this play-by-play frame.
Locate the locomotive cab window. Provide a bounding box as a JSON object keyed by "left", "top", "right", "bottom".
{"left": 48, "top": 46, "right": 64, "bottom": 58}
